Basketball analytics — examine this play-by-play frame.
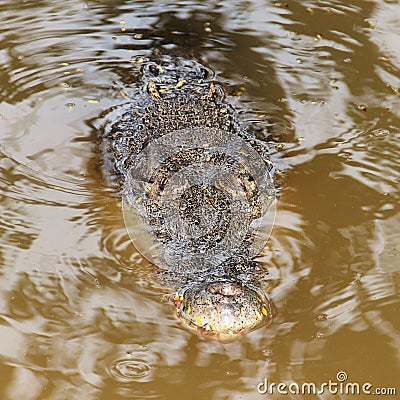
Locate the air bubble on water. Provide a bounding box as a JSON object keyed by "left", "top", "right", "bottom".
{"left": 365, "top": 18, "right": 377, "bottom": 29}
{"left": 356, "top": 104, "right": 368, "bottom": 112}
{"left": 371, "top": 128, "right": 389, "bottom": 137}
{"left": 316, "top": 313, "right": 328, "bottom": 321}
{"left": 263, "top": 349, "right": 273, "bottom": 357}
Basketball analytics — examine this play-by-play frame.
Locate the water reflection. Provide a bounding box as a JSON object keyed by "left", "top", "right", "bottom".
{"left": 0, "top": 0, "right": 399, "bottom": 398}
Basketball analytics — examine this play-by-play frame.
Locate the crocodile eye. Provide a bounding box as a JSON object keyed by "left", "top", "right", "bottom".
{"left": 143, "top": 63, "right": 161, "bottom": 77}
{"left": 199, "top": 67, "right": 209, "bottom": 79}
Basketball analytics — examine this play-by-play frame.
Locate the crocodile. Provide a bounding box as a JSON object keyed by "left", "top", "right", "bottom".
{"left": 101, "top": 55, "right": 276, "bottom": 341}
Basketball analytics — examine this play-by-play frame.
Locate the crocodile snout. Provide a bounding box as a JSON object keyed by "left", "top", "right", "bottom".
{"left": 174, "top": 280, "right": 272, "bottom": 341}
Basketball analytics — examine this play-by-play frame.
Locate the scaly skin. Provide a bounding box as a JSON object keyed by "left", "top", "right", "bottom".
{"left": 101, "top": 55, "right": 275, "bottom": 340}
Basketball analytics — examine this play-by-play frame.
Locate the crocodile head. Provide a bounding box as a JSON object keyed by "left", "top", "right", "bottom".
{"left": 174, "top": 280, "right": 272, "bottom": 341}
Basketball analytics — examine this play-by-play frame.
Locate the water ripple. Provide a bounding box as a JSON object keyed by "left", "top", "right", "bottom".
{"left": 108, "top": 350, "right": 157, "bottom": 383}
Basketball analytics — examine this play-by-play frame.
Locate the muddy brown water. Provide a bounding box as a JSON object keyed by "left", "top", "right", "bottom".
{"left": 1, "top": 1, "right": 399, "bottom": 399}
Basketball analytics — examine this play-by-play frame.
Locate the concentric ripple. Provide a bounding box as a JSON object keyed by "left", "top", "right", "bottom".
{"left": 108, "top": 351, "right": 156, "bottom": 383}
{"left": 122, "top": 127, "right": 276, "bottom": 271}
{"left": 110, "top": 359, "right": 151, "bottom": 382}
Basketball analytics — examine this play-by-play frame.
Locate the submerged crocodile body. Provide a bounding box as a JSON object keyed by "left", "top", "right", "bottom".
{"left": 101, "top": 56, "right": 276, "bottom": 340}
